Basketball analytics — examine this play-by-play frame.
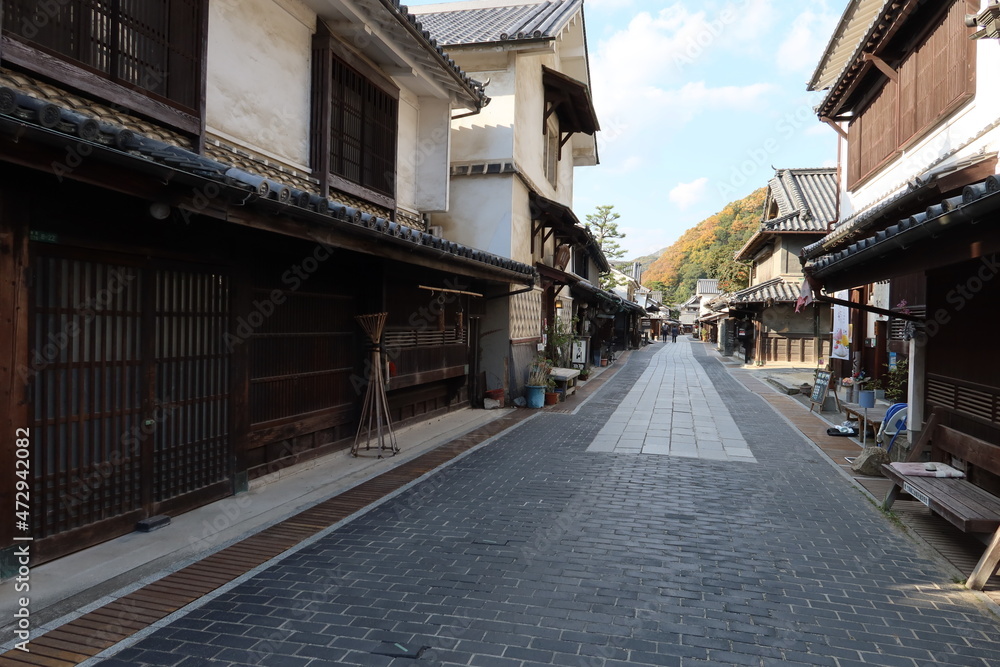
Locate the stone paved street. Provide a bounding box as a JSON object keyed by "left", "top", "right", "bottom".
{"left": 88, "top": 342, "right": 1000, "bottom": 666}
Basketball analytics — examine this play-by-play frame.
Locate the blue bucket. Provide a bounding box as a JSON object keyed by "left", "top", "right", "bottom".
{"left": 525, "top": 384, "right": 545, "bottom": 409}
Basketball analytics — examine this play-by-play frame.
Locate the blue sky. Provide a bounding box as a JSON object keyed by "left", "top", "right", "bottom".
{"left": 410, "top": 0, "right": 845, "bottom": 259}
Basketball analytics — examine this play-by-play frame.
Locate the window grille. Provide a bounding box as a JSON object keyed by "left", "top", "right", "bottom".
{"left": 312, "top": 27, "right": 398, "bottom": 201}
{"left": 2, "top": 0, "right": 204, "bottom": 111}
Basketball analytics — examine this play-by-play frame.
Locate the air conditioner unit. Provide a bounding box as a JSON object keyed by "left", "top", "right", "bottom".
{"left": 428, "top": 225, "right": 443, "bottom": 237}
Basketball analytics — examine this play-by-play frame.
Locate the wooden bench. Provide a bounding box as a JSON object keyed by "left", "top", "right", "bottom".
{"left": 549, "top": 367, "right": 580, "bottom": 397}
{"left": 882, "top": 409, "right": 1000, "bottom": 589}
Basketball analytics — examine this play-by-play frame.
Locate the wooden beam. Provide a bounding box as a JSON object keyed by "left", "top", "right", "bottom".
{"left": 1, "top": 36, "right": 199, "bottom": 136}
{"left": 819, "top": 116, "right": 848, "bottom": 140}
{"left": 814, "top": 294, "right": 924, "bottom": 322}
{"left": 862, "top": 52, "right": 898, "bottom": 82}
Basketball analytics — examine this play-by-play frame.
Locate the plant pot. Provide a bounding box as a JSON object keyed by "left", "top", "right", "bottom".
{"left": 525, "top": 385, "right": 545, "bottom": 409}
{"left": 484, "top": 388, "right": 504, "bottom": 407}
{"left": 544, "top": 391, "right": 560, "bottom": 405}
{"left": 601, "top": 359, "right": 608, "bottom": 367}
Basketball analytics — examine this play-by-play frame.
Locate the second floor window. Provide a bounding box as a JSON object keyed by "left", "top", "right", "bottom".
{"left": 543, "top": 113, "right": 559, "bottom": 188}
{"left": 846, "top": 0, "right": 976, "bottom": 189}
{"left": 2, "top": 0, "right": 203, "bottom": 112}
{"left": 312, "top": 24, "right": 398, "bottom": 204}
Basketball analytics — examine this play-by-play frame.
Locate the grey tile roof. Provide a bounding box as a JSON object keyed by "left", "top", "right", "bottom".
{"left": 807, "top": 175, "right": 1000, "bottom": 281}
{"left": 727, "top": 277, "right": 800, "bottom": 305}
{"left": 408, "top": 0, "right": 582, "bottom": 46}
{"left": 736, "top": 167, "right": 837, "bottom": 261}
{"left": 765, "top": 167, "right": 838, "bottom": 232}
{"left": 0, "top": 88, "right": 535, "bottom": 282}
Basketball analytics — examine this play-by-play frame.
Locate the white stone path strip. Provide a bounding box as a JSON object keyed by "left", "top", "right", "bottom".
{"left": 586, "top": 338, "right": 757, "bottom": 462}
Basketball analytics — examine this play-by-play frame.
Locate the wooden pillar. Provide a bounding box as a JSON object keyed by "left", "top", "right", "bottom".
{"left": 0, "top": 190, "right": 30, "bottom": 577}
{"left": 908, "top": 335, "right": 926, "bottom": 443}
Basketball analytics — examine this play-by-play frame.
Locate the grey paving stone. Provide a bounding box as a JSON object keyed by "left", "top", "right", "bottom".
{"left": 89, "top": 343, "right": 1000, "bottom": 667}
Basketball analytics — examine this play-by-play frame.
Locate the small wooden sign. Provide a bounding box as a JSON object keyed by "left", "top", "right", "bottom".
{"left": 809, "top": 370, "right": 836, "bottom": 412}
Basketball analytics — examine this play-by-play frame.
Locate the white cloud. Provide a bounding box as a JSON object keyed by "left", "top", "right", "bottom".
{"left": 775, "top": 6, "right": 841, "bottom": 74}
{"left": 669, "top": 177, "right": 709, "bottom": 209}
{"left": 585, "top": 0, "right": 635, "bottom": 10}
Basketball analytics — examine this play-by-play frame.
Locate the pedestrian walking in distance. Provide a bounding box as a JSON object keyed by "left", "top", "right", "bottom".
{"left": 671, "top": 325, "right": 679, "bottom": 343}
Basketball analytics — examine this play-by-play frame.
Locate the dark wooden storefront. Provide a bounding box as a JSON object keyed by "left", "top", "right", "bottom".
{"left": 29, "top": 246, "right": 233, "bottom": 561}
{"left": 1, "top": 173, "right": 496, "bottom": 566}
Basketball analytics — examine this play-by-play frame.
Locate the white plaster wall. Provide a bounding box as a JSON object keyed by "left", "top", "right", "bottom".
{"left": 433, "top": 175, "right": 514, "bottom": 257}
{"left": 397, "top": 89, "right": 419, "bottom": 212}
{"left": 510, "top": 177, "right": 535, "bottom": 265}
{"left": 840, "top": 35, "right": 1000, "bottom": 217}
{"left": 206, "top": 0, "right": 313, "bottom": 168}
{"left": 415, "top": 97, "right": 451, "bottom": 212}
{"left": 514, "top": 53, "right": 562, "bottom": 204}
{"left": 397, "top": 91, "right": 451, "bottom": 212}
{"left": 451, "top": 67, "right": 516, "bottom": 163}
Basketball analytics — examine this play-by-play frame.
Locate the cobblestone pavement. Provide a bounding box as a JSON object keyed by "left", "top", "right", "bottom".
{"left": 91, "top": 343, "right": 1000, "bottom": 666}
{"left": 588, "top": 340, "right": 754, "bottom": 461}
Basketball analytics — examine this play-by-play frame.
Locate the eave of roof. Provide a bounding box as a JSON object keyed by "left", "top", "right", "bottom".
{"left": 726, "top": 277, "right": 800, "bottom": 305}
{"left": 801, "top": 152, "right": 1000, "bottom": 261}
{"left": 529, "top": 191, "right": 610, "bottom": 272}
{"left": 542, "top": 66, "right": 599, "bottom": 135}
{"left": 806, "top": 175, "right": 1000, "bottom": 287}
{"left": 305, "top": 0, "right": 490, "bottom": 109}
{"left": 808, "top": 0, "right": 888, "bottom": 92}
{"left": 813, "top": 0, "right": 922, "bottom": 119}
{"left": 406, "top": 0, "right": 582, "bottom": 47}
{"left": 0, "top": 89, "right": 534, "bottom": 283}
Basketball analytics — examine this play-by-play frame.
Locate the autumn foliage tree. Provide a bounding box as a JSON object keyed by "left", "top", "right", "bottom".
{"left": 641, "top": 188, "right": 765, "bottom": 306}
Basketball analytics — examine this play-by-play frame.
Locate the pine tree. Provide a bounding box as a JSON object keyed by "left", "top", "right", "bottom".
{"left": 585, "top": 205, "right": 626, "bottom": 261}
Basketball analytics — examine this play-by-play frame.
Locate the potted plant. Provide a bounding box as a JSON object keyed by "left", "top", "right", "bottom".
{"left": 579, "top": 368, "right": 590, "bottom": 381}
{"left": 525, "top": 356, "right": 552, "bottom": 408}
{"left": 885, "top": 358, "right": 909, "bottom": 403}
{"left": 867, "top": 377, "right": 884, "bottom": 401}
{"left": 544, "top": 377, "right": 560, "bottom": 405}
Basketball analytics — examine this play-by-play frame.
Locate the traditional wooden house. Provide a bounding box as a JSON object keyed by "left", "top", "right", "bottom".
{"left": 0, "top": 0, "right": 536, "bottom": 571}
{"left": 723, "top": 168, "right": 837, "bottom": 365}
{"left": 802, "top": 0, "right": 1000, "bottom": 448}
{"left": 409, "top": 0, "right": 604, "bottom": 395}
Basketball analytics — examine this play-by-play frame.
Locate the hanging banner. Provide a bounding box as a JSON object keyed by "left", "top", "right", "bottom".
{"left": 831, "top": 290, "right": 850, "bottom": 360}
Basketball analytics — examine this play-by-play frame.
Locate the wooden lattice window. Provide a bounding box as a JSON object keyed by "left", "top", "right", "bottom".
{"left": 543, "top": 113, "right": 559, "bottom": 188}
{"left": 846, "top": 0, "right": 977, "bottom": 189}
{"left": 1, "top": 0, "right": 204, "bottom": 112}
{"left": 312, "top": 23, "right": 398, "bottom": 206}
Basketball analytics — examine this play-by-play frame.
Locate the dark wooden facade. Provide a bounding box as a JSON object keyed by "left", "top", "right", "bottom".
{"left": 0, "top": 167, "right": 508, "bottom": 566}
{"left": 845, "top": 0, "right": 977, "bottom": 189}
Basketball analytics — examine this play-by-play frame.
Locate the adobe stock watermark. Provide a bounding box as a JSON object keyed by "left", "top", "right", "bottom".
{"left": 716, "top": 104, "right": 817, "bottom": 200}
{"left": 672, "top": 0, "right": 756, "bottom": 71}
{"left": 17, "top": 268, "right": 138, "bottom": 382}
{"left": 348, "top": 277, "right": 470, "bottom": 396}
{"left": 224, "top": 240, "right": 338, "bottom": 352}
{"left": 921, "top": 253, "right": 999, "bottom": 338}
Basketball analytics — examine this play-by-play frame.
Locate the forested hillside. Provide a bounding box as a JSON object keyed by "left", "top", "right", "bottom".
{"left": 641, "top": 188, "right": 766, "bottom": 306}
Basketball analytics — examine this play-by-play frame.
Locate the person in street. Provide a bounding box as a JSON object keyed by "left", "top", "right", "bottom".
{"left": 671, "top": 325, "right": 679, "bottom": 343}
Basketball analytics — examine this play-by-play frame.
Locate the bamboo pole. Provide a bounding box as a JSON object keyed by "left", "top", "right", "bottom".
{"left": 352, "top": 312, "right": 398, "bottom": 458}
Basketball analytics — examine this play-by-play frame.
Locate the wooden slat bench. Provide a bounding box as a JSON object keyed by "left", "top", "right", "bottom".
{"left": 882, "top": 409, "right": 1000, "bottom": 589}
